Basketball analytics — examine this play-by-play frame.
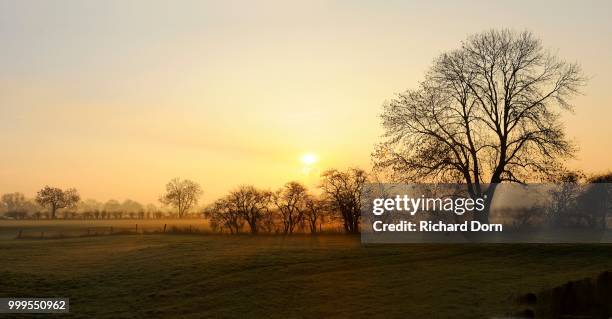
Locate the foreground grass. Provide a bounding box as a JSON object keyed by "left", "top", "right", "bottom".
{"left": 1, "top": 234, "right": 611, "bottom": 318}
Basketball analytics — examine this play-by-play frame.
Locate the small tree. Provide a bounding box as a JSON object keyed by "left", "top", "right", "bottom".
{"left": 104, "top": 199, "right": 122, "bottom": 219}
{"left": 78, "top": 199, "right": 103, "bottom": 219}
{"left": 273, "top": 181, "right": 309, "bottom": 234}
{"left": 205, "top": 197, "right": 244, "bottom": 234}
{"left": 547, "top": 171, "right": 585, "bottom": 227}
{"left": 121, "top": 199, "right": 144, "bottom": 218}
{"left": 1, "top": 192, "right": 28, "bottom": 218}
{"left": 228, "top": 185, "right": 271, "bottom": 234}
{"left": 304, "top": 196, "right": 328, "bottom": 234}
{"left": 159, "top": 178, "right": 203, "bottom": 218}
{"left": 575, "top": 173, "right": 612, "bottom": 229}
{"left": 35, "top": 186, "right": 80, "bottom": 219}
{"left": 320, "top": 168, "right": 367, "bottom": 233}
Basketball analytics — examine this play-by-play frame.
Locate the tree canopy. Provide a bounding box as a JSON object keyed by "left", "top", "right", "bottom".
{"left": 373, "top": 29, "right": 585, "bottom": 221}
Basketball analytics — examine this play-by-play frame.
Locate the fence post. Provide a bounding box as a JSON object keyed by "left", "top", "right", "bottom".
{"left": 135, "top": 224, "right": 138, "bottom": 233}
{"left": 163, "top": 224, "right": 167, "bottom": 233}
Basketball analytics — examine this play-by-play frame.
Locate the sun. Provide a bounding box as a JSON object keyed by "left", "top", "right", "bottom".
{"left": 300, "top": 153, "right": 318, "bottom": 166}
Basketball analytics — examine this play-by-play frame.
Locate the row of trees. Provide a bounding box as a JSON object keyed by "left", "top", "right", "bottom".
{"left": 205, "top": 183, "right": 321, "bottom": 234}
{"left": 204, "top": 168, "right": 367, "bottom": 234}
{"left": 0, "top": 181, "right": 202, "bottom": 220}
{"left": 0, "top": 187, "right": 81, "bottom": 219}
{"left": 1, "top": 170, "right": 369, "bottom": 235}
{"left": 0, "top": 192, "right": 41, "bottom": 219}
{"left": 0, "top": 193, "right": 174, "bottom": 220}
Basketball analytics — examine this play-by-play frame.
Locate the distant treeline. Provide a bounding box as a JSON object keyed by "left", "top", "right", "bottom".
{"left": 2, "top": 169, "right": 610, "bottom": 234}
{"left": 0, "top": 195, "right": 175, "bottom": 220}
{"left": 0, "top": 168, "right": 367, "bottom": 234}
{"left": 505, "top": 172, "right": 612, "bottom": 230}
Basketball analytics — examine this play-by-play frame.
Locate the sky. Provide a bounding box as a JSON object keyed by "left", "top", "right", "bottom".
{"left": 0, "top": 0, "right": 611, "bottom": 205}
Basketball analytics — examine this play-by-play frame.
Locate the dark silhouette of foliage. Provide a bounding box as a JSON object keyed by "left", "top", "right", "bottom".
{"left": 35, "top": 186, "right": 80, "bottom": 219}
{"left": 205, "top": 197, "right": 244, "bottom": 234}
{"left": 221, "top": 185, "right": 272, "bottom": 234}
{"left": 273, "top": 181, "right": 309, "bottom": 234}
{"left": 373, "top": 29, "right": 586, "bottom": 223}
{"left": 159, "top": 178, "right": 202, "bottom": 218}
{"left": 320, "top": 168, "right": 367, "bottom": 233}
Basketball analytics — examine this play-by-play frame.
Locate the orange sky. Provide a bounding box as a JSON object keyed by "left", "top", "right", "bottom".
{"left": 0, "top": 1, "right": 611, "bottom": 205}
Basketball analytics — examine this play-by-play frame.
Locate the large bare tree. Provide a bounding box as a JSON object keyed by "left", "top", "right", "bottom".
{"left": 373, "top": 29, "right": 585, "bottom": 222}
{"left": 159, "top": 178, "right": 202, "bottom": 218}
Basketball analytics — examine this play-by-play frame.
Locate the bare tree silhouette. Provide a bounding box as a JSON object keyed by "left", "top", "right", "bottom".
{"left": 273, "top": 181, "right": 308, "bottom": 234}
{"left": 227, "top": 185, "right": 272, "bottom": 234}
{"left": 159, "top": 178, "right": 202, "bottom": 218}
{"left": 205, "top": 197, "right": 244, "bottom": 234}
{"left": 373, "top": 29, "right": 585, "bottom": 223}
{"left": 320, "top": 168, "right": 367, "bottom": 233}
{"left": 304, "top": 196, "right": 329, "bottom": 234}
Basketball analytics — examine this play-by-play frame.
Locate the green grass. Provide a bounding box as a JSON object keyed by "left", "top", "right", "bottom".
{"left": 0, "top": 231, "right": 611, "bottom": 318}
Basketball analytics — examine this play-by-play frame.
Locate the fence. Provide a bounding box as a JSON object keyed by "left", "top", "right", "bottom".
{"left": 14, "top": 223, "right": 211, "bottom": 239}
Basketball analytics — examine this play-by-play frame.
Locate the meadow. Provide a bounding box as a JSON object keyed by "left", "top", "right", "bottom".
{"left": 0, "top": 219, "right": 211, "bottom": 240}
{"left": 1, "top": 220, "right": 612, "bottom": 318}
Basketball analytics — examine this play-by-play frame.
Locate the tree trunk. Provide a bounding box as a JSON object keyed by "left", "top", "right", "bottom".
{"left": 353, "top": 215, "right": 360, "bottom": 233}
{"left": 249, "top": 218, "right": 258, "bottom": 234}
{"left": 475, "top": 184, "right": 498, "bottom": 224}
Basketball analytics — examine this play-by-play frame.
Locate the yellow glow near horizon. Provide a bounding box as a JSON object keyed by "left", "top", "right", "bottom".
{"left": 301, "top": 153, "right": 318, "bottom": 166}
{"left": 0, "top": 2, "right": 611, "bottom": 204}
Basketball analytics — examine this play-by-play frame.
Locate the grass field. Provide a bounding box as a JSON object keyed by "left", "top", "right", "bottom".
{"left": 0, "top": 219, "right": 212, "bottom": 240}
{"left": 1, "top": 221, "right": 612, "bottom": 318}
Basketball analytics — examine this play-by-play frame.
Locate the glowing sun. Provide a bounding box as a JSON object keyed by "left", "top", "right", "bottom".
{"left": 301, "top": 153, "right": 318, "bottom": 166}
